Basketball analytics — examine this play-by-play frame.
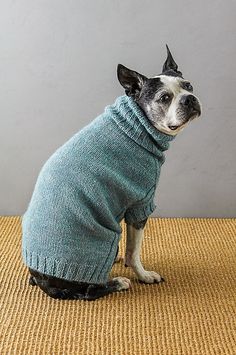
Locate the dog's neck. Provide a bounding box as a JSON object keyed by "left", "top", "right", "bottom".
{"left": 106, "top": 95, "right": 176, "bottom": 161}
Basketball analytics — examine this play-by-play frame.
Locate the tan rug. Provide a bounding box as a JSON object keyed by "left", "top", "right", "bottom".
{"left": 0, "top": 217, "right": 235, "bottom": 354}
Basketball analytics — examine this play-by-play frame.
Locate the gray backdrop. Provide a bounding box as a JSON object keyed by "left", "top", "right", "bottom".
{"left": 0, "top": 1, "right": 235, "bottom": 217}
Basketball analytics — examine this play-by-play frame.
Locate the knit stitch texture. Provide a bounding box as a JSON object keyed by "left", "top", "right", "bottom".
{"left": 22, "top": 95, "right": 175, "bottom": 284}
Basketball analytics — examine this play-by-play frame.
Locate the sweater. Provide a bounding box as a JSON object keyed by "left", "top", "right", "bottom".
{"left": 22, "top": 95, "right": 175, "bottom": 284}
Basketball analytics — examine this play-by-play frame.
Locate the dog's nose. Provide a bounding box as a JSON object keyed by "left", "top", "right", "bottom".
{"left": 180, "top": 94, "right": 197, "bottom": 107}
{"left": 180, "top": 94, "right": 201, "bottom": 116}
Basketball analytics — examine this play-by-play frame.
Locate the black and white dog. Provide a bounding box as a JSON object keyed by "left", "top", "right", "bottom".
{"left": 29, "top": 46, "right": 201, "bottom": 300}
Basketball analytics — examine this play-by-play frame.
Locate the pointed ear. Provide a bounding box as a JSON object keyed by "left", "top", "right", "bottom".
{"left": 162, "top": 44, "right": 179, "bottom": 73}
{"left": 117, "top": 64, "right": 147, "bottom": 100}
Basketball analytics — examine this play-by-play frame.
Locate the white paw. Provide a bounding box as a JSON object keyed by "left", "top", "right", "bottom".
{"left": 113, "top": 276, "right": 132, "bottom": 290}
{"left": 138, "top": 271, "right": 164, "bottom": 284}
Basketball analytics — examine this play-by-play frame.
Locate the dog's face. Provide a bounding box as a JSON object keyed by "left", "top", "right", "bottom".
{"left": 117, "top": 46, "right": 201, "bottom": 136}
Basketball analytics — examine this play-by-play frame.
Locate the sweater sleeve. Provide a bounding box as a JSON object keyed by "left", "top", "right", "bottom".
{"left": 124, "top": 186, "right": 156, "bottom": 224}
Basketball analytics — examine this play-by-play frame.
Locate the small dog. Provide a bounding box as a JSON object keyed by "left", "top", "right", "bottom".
{"left": 22, "top": 46, "right": 201, "bottom": 300}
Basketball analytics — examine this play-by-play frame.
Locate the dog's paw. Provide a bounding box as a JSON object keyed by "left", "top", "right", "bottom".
{"left": 112, "top": 276, "right": 131, "bottom": 291}
{"left": 138, "top": 271, "right": 164, "bottom": 284}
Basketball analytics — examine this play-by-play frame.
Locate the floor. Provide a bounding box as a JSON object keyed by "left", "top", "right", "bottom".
{"left": 0, "top": 217, "right": 236, "bottom": 354}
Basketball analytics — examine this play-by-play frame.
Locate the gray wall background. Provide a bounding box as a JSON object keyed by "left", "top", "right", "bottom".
{"left": 0, "top": 0, "right": 235, "bottom": 217}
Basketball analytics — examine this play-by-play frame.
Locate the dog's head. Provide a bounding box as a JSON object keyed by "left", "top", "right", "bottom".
{"left": 117, "top": 45, "right": 201, "bottom": 136}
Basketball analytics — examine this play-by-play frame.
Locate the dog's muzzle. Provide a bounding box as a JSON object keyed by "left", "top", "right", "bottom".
{"left": 180, "top": 94, "right": 201, "bottom": 117}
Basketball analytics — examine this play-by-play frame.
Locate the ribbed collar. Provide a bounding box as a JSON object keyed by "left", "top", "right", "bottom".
{"left": 105, "top": 95, "right": 176, "bottom": 158}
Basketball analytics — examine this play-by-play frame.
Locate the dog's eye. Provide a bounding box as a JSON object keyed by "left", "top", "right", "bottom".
{"left": 160, "top": 94, "right": 171, "bottom": 103}
{"left": 183, "top": 82, "right": 193, "bottom": 91}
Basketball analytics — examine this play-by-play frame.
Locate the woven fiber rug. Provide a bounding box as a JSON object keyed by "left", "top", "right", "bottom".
{"left": 0, "top": 217, "right": 235, "bottom": 355}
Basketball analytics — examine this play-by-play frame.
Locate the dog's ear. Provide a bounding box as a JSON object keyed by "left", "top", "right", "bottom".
{"left": 117, "top": 64, "right": 147, "bottom": 100}
{"left": 162, "top": 44, "right": 179, "bottom": 73}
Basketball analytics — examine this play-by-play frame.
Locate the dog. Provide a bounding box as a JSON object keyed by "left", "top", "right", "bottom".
{"left": 22, "top": 45, "right": 201, "bottom": 300}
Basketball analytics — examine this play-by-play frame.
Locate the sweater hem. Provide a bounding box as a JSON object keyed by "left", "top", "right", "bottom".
{"left": 22, "top": 239, "right": 119, "bottom": 285}
{"left": 124, "top": 200, "right": 156, "bottom": 224}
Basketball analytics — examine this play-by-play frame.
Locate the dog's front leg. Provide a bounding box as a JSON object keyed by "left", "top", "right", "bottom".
{"left": 125, "top": 220, "right": 164, "bottom": 283}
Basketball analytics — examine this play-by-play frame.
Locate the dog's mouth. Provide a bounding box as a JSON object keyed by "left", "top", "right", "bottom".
{"left": 168, "top": 108, "right": 201, "bottom": 131}
{"left": 168, "top": 125, "right": 179, "bottom": 130}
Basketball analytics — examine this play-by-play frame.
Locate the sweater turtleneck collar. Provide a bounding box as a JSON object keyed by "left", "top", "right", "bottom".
{"left": 105, "top": 95, "right": 176, "bottom": 158}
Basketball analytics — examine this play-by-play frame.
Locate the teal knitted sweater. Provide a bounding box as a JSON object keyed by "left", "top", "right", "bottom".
{"left": 22, "top": 95, "right": 175, "bottom": 284}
